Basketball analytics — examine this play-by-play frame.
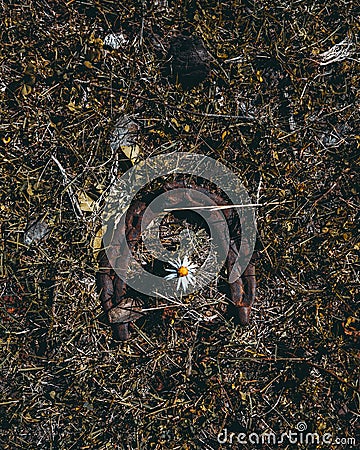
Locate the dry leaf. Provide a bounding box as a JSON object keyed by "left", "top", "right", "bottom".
{"left": 77, "top": 191, "right": 95, "bottom": 212}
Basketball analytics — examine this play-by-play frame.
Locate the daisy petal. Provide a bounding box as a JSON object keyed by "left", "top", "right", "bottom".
{"left": 165, "top": 273, "right": 177, "bottom": 280}
{"left": 164, "top": 255, "right": 197, "bottom": 292}
{"left": 181, "top": 277, "right": 189, "bottom": 291}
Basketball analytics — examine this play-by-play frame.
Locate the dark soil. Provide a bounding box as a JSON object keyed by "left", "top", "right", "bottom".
{"left": 1, "top": 1, "right": 359, "bottom": 449}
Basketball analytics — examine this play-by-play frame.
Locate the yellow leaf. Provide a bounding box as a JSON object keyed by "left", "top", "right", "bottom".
{"left": 171, "top": 118, "right": 180, "bottom": 127}
{"left": 221, "top": 130, "right": 228, "bottom": 140}
{"left": 149, "top": 129, "right": 165, "bottom": 137}
{"left": 256, "top": 70, "right": 263, "bottom": 82}
{"left": 67, "top": 101, "right": 78, "bottom": 112}
{"left": 84, "top": 60, "right": 93, "bottom": 68}
{"left": 92, "top": 226, "right": 107, "bottom": 259}
{"left": 184, "top": 124, "right": 190, "bottom": 132}
{"left": 21, "top": 84, "right": 32, "bottom": 96}
{"left": 27, "top": 183, "right": 34, "bottom": 196}
{"left": 240, "top": 391, "right": 247, "bottom": 401}
{"left": 120, "top": 144, "right": 140, "bottom": 164}
{"left": 345, "top": 317, "right": 355, "bottom": 327}
{"left": 77, "top": 191, "right": 95, "bottom": 212}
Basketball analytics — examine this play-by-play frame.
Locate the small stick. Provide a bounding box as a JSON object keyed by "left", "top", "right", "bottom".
{"left": 164, "top": 203, "right": 262, "bottom": 212}
{"left": 51, "top": 155, "right": 84, "bottom": 220}
{"left": 164, "top": 201, "right": 292, "bottom": 212}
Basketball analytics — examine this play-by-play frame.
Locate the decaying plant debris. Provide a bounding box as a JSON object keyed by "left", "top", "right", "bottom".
{"left": 0, "top": 0, "right": 359, "bottom": 448}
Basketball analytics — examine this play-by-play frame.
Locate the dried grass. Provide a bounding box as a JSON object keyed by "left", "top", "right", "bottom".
{"left": 1, "top": 0, "right": 359, "bottom": 448}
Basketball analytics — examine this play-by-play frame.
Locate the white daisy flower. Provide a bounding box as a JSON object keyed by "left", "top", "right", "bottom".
{"left": 164, "top": 255, "right": 197, "bottom": 292}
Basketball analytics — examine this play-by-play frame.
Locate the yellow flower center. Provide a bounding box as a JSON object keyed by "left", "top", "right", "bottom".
{"left": 178, "top": 266, "right": 189, "bottom": 277}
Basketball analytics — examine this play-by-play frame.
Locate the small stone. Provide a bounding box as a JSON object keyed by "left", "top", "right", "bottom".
{"left": 166, "top": 34, "right": 210, "bottom": 88}
{"left": 103, "top": 33, "right": 127, "bottom": 49}
{"left": 24, "top": 220, "right": 49, "bottom": 245}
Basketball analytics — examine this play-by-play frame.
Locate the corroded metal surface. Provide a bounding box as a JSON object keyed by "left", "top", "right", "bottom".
{"left": 97, "top": 178, "right": 256, "bottom": 340}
